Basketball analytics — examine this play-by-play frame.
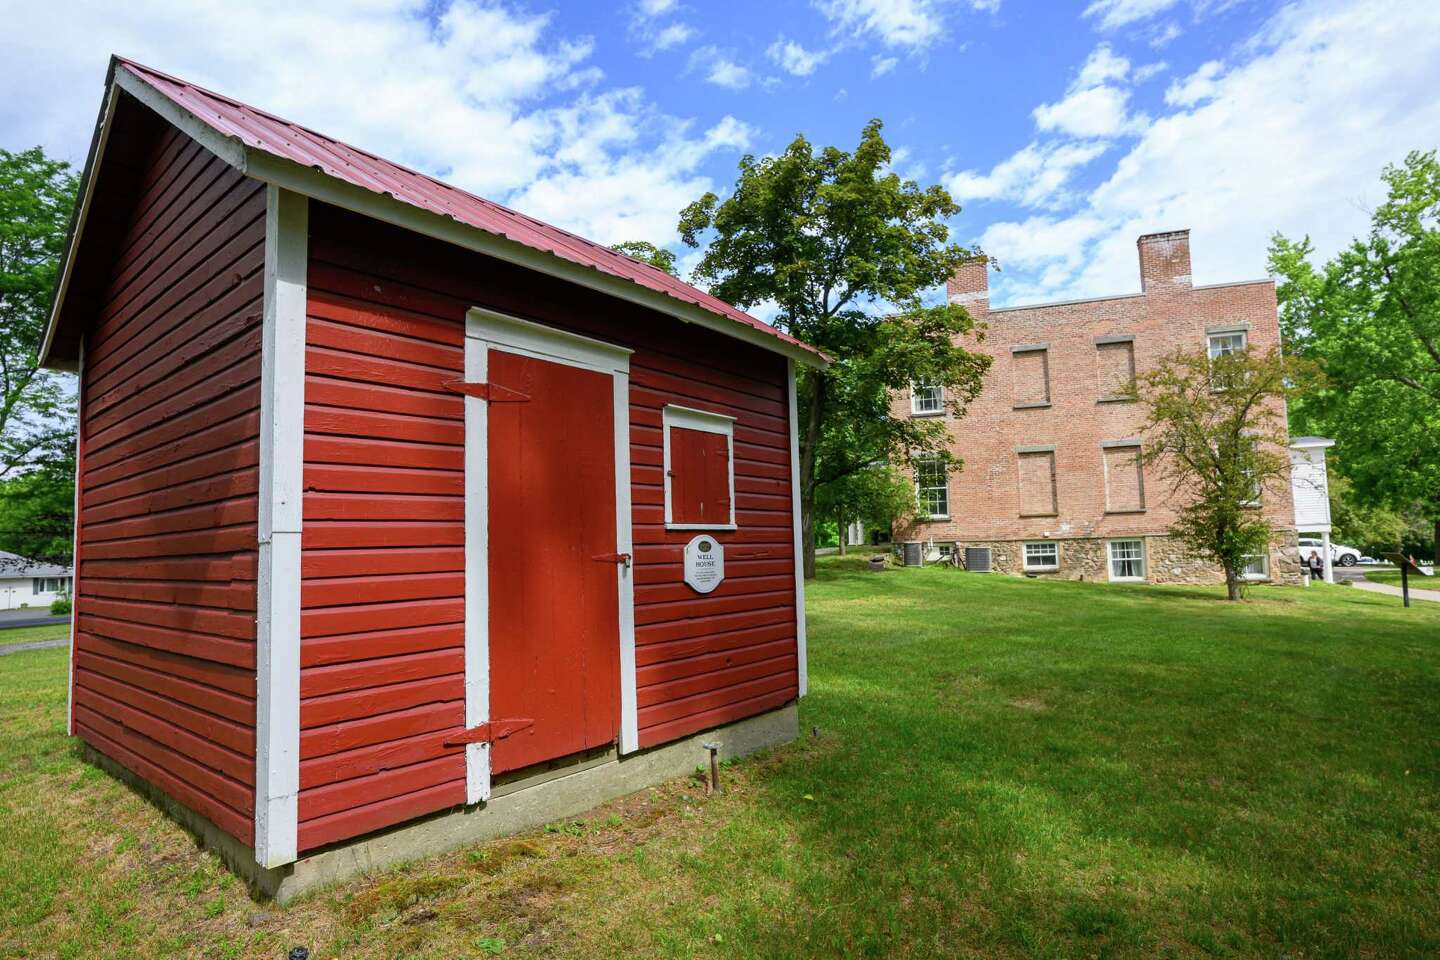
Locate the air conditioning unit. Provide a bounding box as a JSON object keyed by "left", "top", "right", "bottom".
{"left": 964, "top": 547, "right": 993, "bottom": 572}
{"left": 901, "top": 542, "right": 923, "bottom": 567}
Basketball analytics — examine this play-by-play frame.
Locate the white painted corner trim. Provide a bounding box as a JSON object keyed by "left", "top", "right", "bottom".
{"left": 787, "top": 361, "right": 808, "bottom": 698}
{"left": 462, "top": 307, "right": 639, "bottom": 804}
{"left": 255, "top": 187, "right": 307, "bottom": 868}
{"left": 662, "top": 404, "right": 737, "bottom": 531}
{"left": 67, "top": 339, "right": 86, "bottom": 736}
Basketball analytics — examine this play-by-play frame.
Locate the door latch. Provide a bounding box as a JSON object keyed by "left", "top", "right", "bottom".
{"left": 591, "top": 552, "right": 632, "bottom": 569}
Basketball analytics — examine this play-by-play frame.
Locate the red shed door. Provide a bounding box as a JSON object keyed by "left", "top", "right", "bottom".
{"left": 486, "top": 348, "right": 621, "bottom": 774}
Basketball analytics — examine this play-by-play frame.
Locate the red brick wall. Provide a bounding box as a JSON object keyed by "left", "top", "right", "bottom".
{"left": 897, "top": 234, "right": 1295, "bottom": 563}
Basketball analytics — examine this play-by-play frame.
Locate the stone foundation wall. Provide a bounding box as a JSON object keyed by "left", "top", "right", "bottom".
{"left": 909, "top": 531, "right": 1302, "bottom": 585}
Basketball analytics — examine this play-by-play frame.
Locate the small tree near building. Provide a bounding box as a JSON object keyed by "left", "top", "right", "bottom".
{"left": 1136, "top": 347, "right": 1314, "bottom": 600}
{"left": 814, "top": 462, "right": 917, "bottom": 554}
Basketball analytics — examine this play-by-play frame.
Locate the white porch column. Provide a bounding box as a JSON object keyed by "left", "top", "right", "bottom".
{"left": 1321, "top": 531, "right": 1334, "bottom": 583}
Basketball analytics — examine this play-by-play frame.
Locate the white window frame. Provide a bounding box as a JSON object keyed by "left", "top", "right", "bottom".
{"left": 1023, "top": 541, "right": 1059, "bottom": 572}
{"left": 663, "top": 404, "right": 737, "bottom": 531}
{"left": 33, "top": 576, "right": 70, "bottom": 595}
{"left": 914, "top": 454, "right": 950, "bottom": 520}
{"left": 1241, "top": 553, "right": 1269, "bottom": 580}
{"left": 1207, "top": 330, "right": 1247, "bottom": 360}
{"left": 1107, "top": 538, "right": 1146, "bottom": 582}
{"left": 910, "top": 381, "right": 944, "bottom": 416}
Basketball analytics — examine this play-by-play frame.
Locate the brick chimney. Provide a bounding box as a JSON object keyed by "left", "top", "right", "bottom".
{"left": 947, "top": 257, "right": 990, "bottom": 315}
{"left": 1136, "top": 230, "right": 1192, "bottom": 291}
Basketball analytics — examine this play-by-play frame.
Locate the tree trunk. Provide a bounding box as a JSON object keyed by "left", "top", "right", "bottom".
{"left": 1433, "top": 518, "right": 1439, "bottom": 566}
{"left": 836, "top": 512, "right": 847, "bottom": 556}
{"left": 801, "top": 492, "right": 816, "bottom": 579}
{"left": 1224, "top": 564, "right": 1242, "bottom": 601}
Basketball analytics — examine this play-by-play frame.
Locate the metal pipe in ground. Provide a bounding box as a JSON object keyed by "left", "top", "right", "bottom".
{"left": 702, "top": 741, "right": 721, "bottom": 795}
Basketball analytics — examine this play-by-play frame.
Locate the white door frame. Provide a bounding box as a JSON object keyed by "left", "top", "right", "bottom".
{"left": 463, "top": 306, "right": 638, "bottom": 805}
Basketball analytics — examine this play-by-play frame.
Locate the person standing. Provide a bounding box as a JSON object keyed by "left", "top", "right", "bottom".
{"left": 1307, "top": 549, "right": 1325, "bottom": 583}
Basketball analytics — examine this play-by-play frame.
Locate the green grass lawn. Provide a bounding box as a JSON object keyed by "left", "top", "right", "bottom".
{"left": 1364, "top": 568, "right": 1438, "bottom": 589}
{"left": 0, "top": 622, "right": 69, "bottom": 647}
{"left": 1, "top": 559, "right": 1437, "bottom": 958}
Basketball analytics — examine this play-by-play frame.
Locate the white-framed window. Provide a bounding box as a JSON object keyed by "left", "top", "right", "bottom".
{"left": 33, "top": 576, "right": 70, "bottom": 595}
{"left": 662, "top": 404, "right": 737, "bottom": 530}
{"left": 911, "top": 382, "right": 944, "bottom": 416}
{"left": 1241, "top": 553, "right": 1269, "bottom": 580}
{"left": 1024, "top": 541, "right": 1059, "bottom": 571}
{"left": 914, "top": 455, "right": 950, "bottom": 519}
{"left": 1207, "top": 330, "right": 1247, "bottom": 360}
{"left": 1107, "top": 539, "right": 1146, "bottom": 581}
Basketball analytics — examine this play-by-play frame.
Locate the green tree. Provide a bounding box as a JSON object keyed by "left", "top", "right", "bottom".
{"left": 609, "top": 240, "right": 678, "bottom": 276}
{"left": 0, "top": 147, "right": 78, "bottom": 564}
{"left": 1137, "top": 347, "right": 1313, "bottom": 600}
{"left": 1270, "top": 150, "right": 1440, "bottom": 562}
{"left": 0, "top": 450, "right": 74, "bottom": 563}
{"left": 814, "top": 462, "right": 916, "bottom": 555}
{"left": 2, "top": 148, "right": 77, "bottom": 479}
{"left": 679, "top": 120, "right": 990, "bottom": 576}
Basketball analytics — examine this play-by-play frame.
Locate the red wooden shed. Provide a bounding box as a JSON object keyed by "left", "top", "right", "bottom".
{"left": 42, "top": 57, "right": 825, "bottom": 899}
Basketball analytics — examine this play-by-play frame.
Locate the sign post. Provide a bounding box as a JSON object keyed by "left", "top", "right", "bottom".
{"left": 1381, "top": 552, "right": 1434, "bottom": 608}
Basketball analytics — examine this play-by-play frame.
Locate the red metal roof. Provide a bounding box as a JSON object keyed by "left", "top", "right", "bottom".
{"left": 114, "top": 58, "right": 822, "bottom": 362}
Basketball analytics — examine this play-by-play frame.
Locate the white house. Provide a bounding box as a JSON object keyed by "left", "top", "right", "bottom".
{"left": 0, "top": 552, "right": 73, "bottom": 612}
{"left": 1290, "top": 437, "right": 1336, "bottom": 583}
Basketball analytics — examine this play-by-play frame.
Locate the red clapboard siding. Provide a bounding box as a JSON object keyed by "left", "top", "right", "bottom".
{"left": 293, "top": 204, "right": 799, "bottom": 852}
{"left": 71, "top": 116, "right": 264, "bottom": 850}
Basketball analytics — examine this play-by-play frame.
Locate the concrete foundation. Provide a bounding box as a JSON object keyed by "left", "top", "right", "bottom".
{"left": 84, "top": 701, "right": 798, "bottom": 904}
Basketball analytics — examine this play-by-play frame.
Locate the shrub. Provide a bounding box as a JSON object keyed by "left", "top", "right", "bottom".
{"left": 50, "top": 597, "right": 71, "bottom": 616}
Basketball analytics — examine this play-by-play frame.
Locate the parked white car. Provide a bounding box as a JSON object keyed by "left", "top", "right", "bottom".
{"left": 1298, "top": 537, "right": 1363, "bottom": 567}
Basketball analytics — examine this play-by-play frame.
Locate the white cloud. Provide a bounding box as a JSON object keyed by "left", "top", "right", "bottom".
{"left": 637, "top": 0, "right": 679, "bottom": 15}
{"left": 1132, "top": 61, "right": 1168, "bottom": 83}
{"left": 1083, "top": 0, "right": 1182, "bottom": 30}
{"left": 871, "top": 54, "right": 900, "bottom": 77}
{"left": 978, "top": 0, "right": 1440, "bottom": 306}
{"left": 815, "top": 0, "right": 946, "bottom": 50}
{"left": 767, "top": 37, "right": 829, "bottom": 76}
{"left": 1031, "top": 43, "right": 1144, "bottom": 139}
{"left": 948, "top": 140, "right": 1109, "bottom": 207}
{"left": 0, "top": 0, "right": 752, "bottom": 247}
{"left": 1033, "top": 85, "right": 1139, "bottom": 138}
{"left": 1076, "top": 44, "right": 1130, "bottom": 87}
{"left": 1149, "top": 22, "right": 1183, "bottom": 48}
{"left": 688, "top": 45, "right": 753, "bottom": 89}
{"left": 1164, "top": 59, "right": 1223, "bottom": 106}
{"left": 643, "top": 22, "right": 696, "bottom": 53}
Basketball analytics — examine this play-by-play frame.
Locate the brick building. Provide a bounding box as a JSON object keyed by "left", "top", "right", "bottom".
{"left": 894, "top": 230, "right": 1302, "bottom": 585}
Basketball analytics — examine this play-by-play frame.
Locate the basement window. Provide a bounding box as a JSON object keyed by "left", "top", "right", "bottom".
{"left": 1242, "top": 553, "right": 1269, "bottom": 580}
{"left": 1107, "top": 539, "right": 1146, "bottom": 582}
{"left": 664, "top": 405, "right": 736, "bottom": 530}
{"left": 1024, "top": 542, "right": 1059, "bottom": 571}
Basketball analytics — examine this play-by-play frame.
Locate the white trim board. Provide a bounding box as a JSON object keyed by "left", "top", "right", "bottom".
{"left": 67, "top": 339, "right": 85, "bottom": 736}
{"left": 662, "top": 404, "right": 737, "bottom": 531}
{"left": 255, "top": 187, "right": 307, "bottom": 869}
{"left": 462, "top": 307, "right": 639, "bottom": 806}
{"left": 787, "top": 360, "right": 809, "bottom": 698}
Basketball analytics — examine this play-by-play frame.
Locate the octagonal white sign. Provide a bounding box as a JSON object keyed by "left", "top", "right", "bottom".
{"left": 683, "top": 535, "right": 725, "bottom": 594}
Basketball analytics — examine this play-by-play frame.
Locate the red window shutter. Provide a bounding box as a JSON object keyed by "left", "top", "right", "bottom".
{"left": 670, "top": 427, "right": 731, "bottom": 525}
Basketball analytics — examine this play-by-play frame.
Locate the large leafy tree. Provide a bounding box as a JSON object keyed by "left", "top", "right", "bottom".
{"left": 1270, "top": 150, "right": 1440, "bottom": 562}
{"left": 679, "top": 120, "right": 990, "bottom": 576}
{"left": 1137, "top": 347, "right": 1314, "bottom": 600}
{"left": 0, "top": 147, "right": 78, "bottom": 562}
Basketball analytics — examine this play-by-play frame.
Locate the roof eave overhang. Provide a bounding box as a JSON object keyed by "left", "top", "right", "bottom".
{"left": 41, "top": 63, "right": 828, "bottom": 371}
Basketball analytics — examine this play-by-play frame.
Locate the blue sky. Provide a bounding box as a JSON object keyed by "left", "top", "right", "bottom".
{"left": 4, "top": 0, "right": 1439, "bottom": 310}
